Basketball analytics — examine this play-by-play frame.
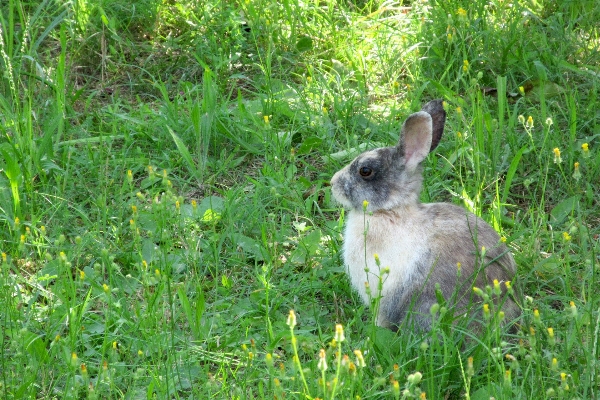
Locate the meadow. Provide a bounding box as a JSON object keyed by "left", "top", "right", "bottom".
{"left": 0, "top": 0, "right": 599, "bottom": 398}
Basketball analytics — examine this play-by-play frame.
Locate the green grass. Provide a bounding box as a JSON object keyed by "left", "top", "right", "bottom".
{"left": 0, "top": 0, "right": 599, "bottom": 398}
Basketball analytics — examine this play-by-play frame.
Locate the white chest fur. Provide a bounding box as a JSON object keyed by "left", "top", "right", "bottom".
{"left": 342, "top": 208, "right": 427, "bottom": 306}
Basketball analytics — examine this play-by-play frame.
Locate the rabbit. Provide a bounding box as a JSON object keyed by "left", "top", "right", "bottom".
{"left": 330, "top": 100, "right": 520, "bottom": 331}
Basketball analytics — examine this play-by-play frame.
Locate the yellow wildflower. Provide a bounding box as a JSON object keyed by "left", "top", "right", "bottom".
{"left": 573, "top": 162, "right": 581, "bottom": 181}
{"left": 582, "top": 143, "right": 589, "bottom": 158}
{"left": 526, "top": 116, "right": 534, "bottom": 128}
{"left": 553, "top": 148, "right": 562, "bottom": 164}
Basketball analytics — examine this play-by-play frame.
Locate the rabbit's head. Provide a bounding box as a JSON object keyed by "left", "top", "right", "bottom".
{"left": 331, "top": 100, "right": 446, "bottom": 212}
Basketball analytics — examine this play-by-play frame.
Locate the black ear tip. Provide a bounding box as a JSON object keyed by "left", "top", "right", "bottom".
{"left": 420, "top": 99, "right": 445, "bottom": 116}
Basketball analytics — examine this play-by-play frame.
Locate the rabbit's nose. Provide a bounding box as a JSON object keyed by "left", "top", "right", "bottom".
{"left": 330, "top": 170, "right": 340, "bottom": 185}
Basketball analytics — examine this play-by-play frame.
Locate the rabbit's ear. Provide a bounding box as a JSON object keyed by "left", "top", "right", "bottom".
{"left": 399, "top": 111, "right": 433, "bottom": 170}
{"left": 420, "top": 100, "right": 446, "bottom": 152}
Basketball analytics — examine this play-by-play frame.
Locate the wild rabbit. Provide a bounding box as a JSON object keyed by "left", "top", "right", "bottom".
{"left": 330, "top": 100, "right": 520, "bottom": 331}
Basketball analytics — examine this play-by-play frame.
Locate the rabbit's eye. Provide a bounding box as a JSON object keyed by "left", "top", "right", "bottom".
{"left": 359, "top": 167, "right": 373, "bottom": 177}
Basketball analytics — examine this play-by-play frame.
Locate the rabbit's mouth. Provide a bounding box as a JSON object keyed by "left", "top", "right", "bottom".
{"left": 330, "top": 172, "right": 353, "bottom": 209}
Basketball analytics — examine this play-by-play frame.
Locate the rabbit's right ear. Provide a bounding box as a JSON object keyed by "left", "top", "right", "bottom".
{"left": 399, "top": 111, "right": 433, "bottom": 170}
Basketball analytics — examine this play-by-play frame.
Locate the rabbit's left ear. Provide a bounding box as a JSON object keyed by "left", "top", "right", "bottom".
{"left": 399, "top": 111, "right": 433, "bottom": 170}
{"left": 420, "top": 100, "right": 446, "bottom": 152}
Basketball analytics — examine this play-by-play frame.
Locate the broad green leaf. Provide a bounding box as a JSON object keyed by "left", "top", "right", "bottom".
{"left": 296, "top": 36, "right": 313, "bottom": 52}
{"left": 550, "top": 195, "right": 580, "bottom": 223}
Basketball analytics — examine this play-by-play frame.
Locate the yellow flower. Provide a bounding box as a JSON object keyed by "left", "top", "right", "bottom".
{"left": 553, "top": 148, "right": 562, "bottom": 164}
{"left": 483, "top": 303, "right": 490, "bottom": 319}
{"left": 547, "top": 327, "right": 556, "bottom": 346}
{"left": 573, "top": 162, "right": 582, "bottom": 181}
{"left": 103, "top": 283, "right": 109, "bottom": 293}
{"left": 263, "top": 115, "right": 270, "bottom": 125}
{"left": 493, "top": 279, "right": 501, "bottom": 295}
{"left": 362, "top": 200, "right": 369, "bottom": 211}
{"left": 456, "top": 106, "right": 462, "bottom": 115}
{"left": 317, "top": 348, "right": 327, "bottom": 372}
{"left": 582, "top": 142, "right": 590, "bottom": 158}
{"left": 287, "top": 310, "right": 297, "bottom": 328}
{"left": 504, "top": 369, "right": 511, "bottom": 386}
{"left": 462, "top": 59, "right": 469, "bottom": 73}
{"left": 457, "top": 7, "right": 467, "bottom": 18}
{"left": 569, "top": 301, "right": 578, "bottom": 317}
{"left": 467, "top": 357, "right": 474, "bottom": 377}
{"left": 71, "top": 352, "right": 78, "bottom": 367}
{"left": 354, "top": 349, "right": 366, "bottom": 368}
{"left": 526, "top": 116, "right": 534, "bottom": 128}
{"left": 335, "top": 324, "right": 345, "bottom": 342}
{"left": 533, "top": 308, "right": 541, "bottom": 323}
{"left": 519, "top": 86, "right": 525, "bottom": 96}
{"left": 562, "top": 232, "right": 571, "bottom": 241}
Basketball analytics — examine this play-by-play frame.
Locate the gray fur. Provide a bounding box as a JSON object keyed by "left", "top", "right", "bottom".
{"left": 330, "top": 100, "right": 520, "bottom": 331}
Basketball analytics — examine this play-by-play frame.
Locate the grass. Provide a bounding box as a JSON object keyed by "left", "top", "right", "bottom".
{"left": 0, "top": 0, "right": 599, "bottom": 398}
